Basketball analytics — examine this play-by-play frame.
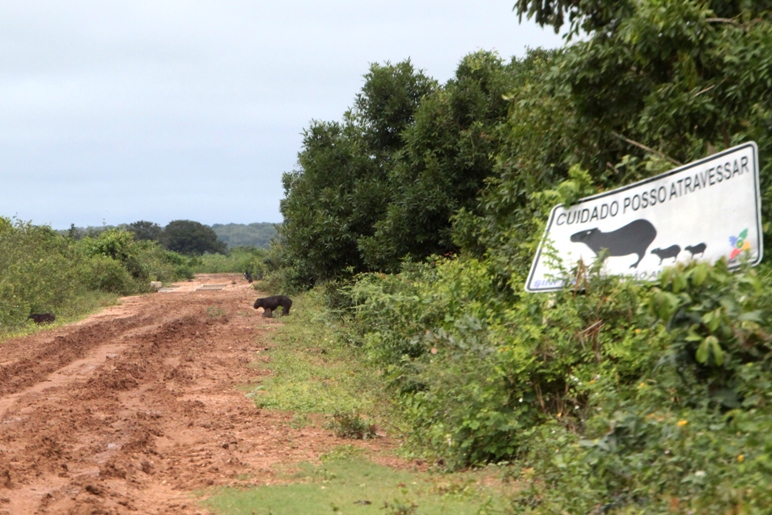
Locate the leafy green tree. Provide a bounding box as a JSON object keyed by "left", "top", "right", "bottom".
{"left": 360, "top": 51, "right": 519, "bottom": 271}
{"left": 278, "top": 60, "right": 436, "bottom": 286}
{"left": 354, "top": 59, "right": 438, "bottom": 153}
{"left": 162, "top": 220, "right": 226, "bottom": 255}
{"left": 452, "top": 2, "right": 772, "bottom": 288}
{"left": 127, "top": 220, "right": 163, "bottom": 242}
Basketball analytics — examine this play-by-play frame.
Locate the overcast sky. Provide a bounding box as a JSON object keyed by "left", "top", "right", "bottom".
{"left": 0, "top": 1, "right": 564, "bottom": 230}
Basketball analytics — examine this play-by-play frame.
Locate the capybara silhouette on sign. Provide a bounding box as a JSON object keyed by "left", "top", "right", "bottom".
{"left": 651, "top": 245, "right": 681, "bottom": 264}
{"left": 253, "top": 295, "right": 292, "bottom": 317}
{"left": 685, "top": 243, "right": 707, "bottom": 258}
{"left": 570, "top": 219, "right": 657, "bottom": 269}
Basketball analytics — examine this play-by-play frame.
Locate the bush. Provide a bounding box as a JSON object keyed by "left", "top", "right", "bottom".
{"left": 0, "top": 221, "right": 193, "bottom": 335}
{"left": 81, "top": 255, "right": 138, "bottom": 295}
{"left": 0, "top": 219, "right": 87, "bottom": 330}
{"left": 342, "top": 253, "right": 772, "bottom": 511}
{"left": 190, "top": 246, "right": 267, "bottom": 277}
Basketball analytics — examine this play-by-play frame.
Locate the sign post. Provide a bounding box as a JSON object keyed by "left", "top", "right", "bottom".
{"left": 526, "top": 142, "right": 762, "bottom": 293}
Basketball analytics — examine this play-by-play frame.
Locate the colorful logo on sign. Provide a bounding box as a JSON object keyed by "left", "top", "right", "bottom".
{"left": 729, "top": 229, "right": 751, "bottom": 259}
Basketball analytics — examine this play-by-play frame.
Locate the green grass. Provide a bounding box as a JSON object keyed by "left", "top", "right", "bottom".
{"left": 204, "top": 447, "right": 513, "bottom": 515}
{"left": 1, "top": 290, "right": 118, "bottom": 341}
{"left": 244, "top": 291, "right": 382, "bottom": 419}
{"left": 210, "top": 290, "right": 519, "bottom": 514}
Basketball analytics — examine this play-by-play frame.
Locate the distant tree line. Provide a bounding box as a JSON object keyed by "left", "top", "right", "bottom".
{"left": 210, "top": 223, "right": 277, "bottom": 249}
{"left": 63, "top": 220, "right": 278, "bottom": 254}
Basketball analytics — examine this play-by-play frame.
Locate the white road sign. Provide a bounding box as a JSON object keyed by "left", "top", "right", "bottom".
{"left": 526, "top": 142, "right": 762, "bottom": 292}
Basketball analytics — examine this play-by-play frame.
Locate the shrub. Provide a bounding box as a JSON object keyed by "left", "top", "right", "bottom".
{"left": 0, "top": 219, "right": 87, "bottom": 330}
{"left": 343, "top": 254, "right": 772, "bottom": 511}
{"left": 0, "top": 221, "right": 194, "bottom": 335}
{"left": 81, "top": 255, "right": 137, "bottom": 295}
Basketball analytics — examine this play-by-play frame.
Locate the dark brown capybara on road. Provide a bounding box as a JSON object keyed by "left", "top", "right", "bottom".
{"left": 570, "top": 219, "right": 657, "bottom": 269}
{"left": 253, "top": 295, "right": 292, "bottom": 317}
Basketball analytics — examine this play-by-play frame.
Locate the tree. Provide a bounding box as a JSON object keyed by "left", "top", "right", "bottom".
{"left": 449, "top": 1, "right": 772, "bottom": 286}
{"left": 127, "top": 220, "right": 162, "bottom": 242}
{"left": 354, "top": 59, "right": 438, "bottom": 153}
{"left": 161, "top": 220, "right": 226, "bottom": 255}
{"left": 278, "top": 60, "right": 436, "bottom": 286}
{"left": 360, "top": 51, "right": 520, "bottom": 271}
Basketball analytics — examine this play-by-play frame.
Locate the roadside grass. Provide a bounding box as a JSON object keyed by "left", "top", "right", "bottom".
{"left": 1, "top": 290, "right": 118, "bottom": 341}
{"left": 243, "top": 290, "right": 383, "bottom": 421}
{"left": 210, "top": 289, "right": 520, "bottom": 514}
{"left": 204, "top": 446, "right": 513, "bottom": 515}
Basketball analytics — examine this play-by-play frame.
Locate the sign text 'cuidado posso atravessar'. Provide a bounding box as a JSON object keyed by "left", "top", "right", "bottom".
{"left": 526, "top": 142, "right": 762, "bottom": 292}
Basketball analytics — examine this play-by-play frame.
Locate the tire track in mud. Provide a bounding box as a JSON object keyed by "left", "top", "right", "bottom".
{"left": 0, "top": 274, "right": 394, "bottom": 515}
{"left": 0, "top": 316, "right": 146, "bottom": 398}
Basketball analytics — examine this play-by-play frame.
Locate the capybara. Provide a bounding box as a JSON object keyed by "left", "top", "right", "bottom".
{"left": 253, "top": 295, "right": 292, "bottom": 316}
{"left": 684, "top": 243, "right": 707, "bottom": 258}
{"left": 570, "top": 219, "right": 657, "bottom": 269}
{"left": 650, "top": 245, "right": 681, "bottom": 264}
{"left": 28, "top": 313, "right": 56, "bottom": 324}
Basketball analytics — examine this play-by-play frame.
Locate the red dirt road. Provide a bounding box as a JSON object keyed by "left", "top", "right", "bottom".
{"left": 0, "top": 274, "right": 382, "bottom": 514}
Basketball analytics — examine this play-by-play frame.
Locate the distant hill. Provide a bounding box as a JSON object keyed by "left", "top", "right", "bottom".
{"left": 211, "top": 223, "right": 278, "bottom": 249}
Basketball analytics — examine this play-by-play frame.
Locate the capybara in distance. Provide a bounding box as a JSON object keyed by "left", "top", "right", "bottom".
{"left": 28, "top": 313, "right": 56, "bottom": 324}
{"left": 570, "top": 219, "right": 657, "bottom": 269}
{"left": 253, "top": 295, "right": 292, "bottom": 316}
{"left": 650, "top": 245, "right": 681, "bottom": 264}
{"left": 685, "top": 243, "right": 707, "bottom": 258}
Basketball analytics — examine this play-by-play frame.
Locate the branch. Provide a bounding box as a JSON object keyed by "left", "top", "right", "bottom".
{"left": 693, "top": 84, "right": 715, "bottom": 97}
{"left": 706, "top": 17, "right": 743, "bottom": 28}
{"left": 611, "top": 132, "right": 683, "bottom": 166}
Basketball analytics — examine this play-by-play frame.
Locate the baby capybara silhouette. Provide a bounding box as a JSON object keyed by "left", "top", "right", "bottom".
{"left": 28, "top": 313, "right": 55, "bottom": 324}
{"left": 651, "top": 245, "right": 681, "bottom": 264}
{"left": 684, "top": 243, "right": 707, "bottom": 258}
{"left": 570, "top": 219, "right": 657, "bottom": 269}
{"left": 253, "top": 295, "right": 292, "bottom": 317}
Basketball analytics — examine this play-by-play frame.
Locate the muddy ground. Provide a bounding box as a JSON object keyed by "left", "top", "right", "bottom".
{"left": 0, "top": 274, "right": 394, "bottom": 514}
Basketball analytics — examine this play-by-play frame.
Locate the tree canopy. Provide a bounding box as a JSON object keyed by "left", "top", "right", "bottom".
{"left": 161, "top": 220, "right": 226, "bottom": 255}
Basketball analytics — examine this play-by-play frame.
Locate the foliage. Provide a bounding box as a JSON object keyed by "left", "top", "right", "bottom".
{"left": 189, "top": 246, "right": 267, "bottom": 277}
{"left": 339, "top": 252, "right": 772, "bottom": 511}
{"left": 126, "top": 220, "right": 163, "bottom": 242}
{"left": 0, "top": 219, "right": 191, "bottom": 335}
{"left": 0, "top": 219, "right": 88, "bottom": 329}
{"left": 360, "top": 51, "right": 523, "bottom": 271}
{"left": 277, "top": 53, "right": 525, "bottom": 283}
{"left": 161, "top": 219, "right": 227, "bottom": 255}
{"left": 268, "top": 0, "right": 772, "bottom": 510}
{"left": 326, "top": 411, "right": 377, "bottom": 440}
{"left": 277, "top": 60, "right": 437, "bottom": 287}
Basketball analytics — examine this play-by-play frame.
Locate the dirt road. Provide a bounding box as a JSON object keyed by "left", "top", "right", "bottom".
{"left": 0, "top": 274, "right": 370, "bottom": 514}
